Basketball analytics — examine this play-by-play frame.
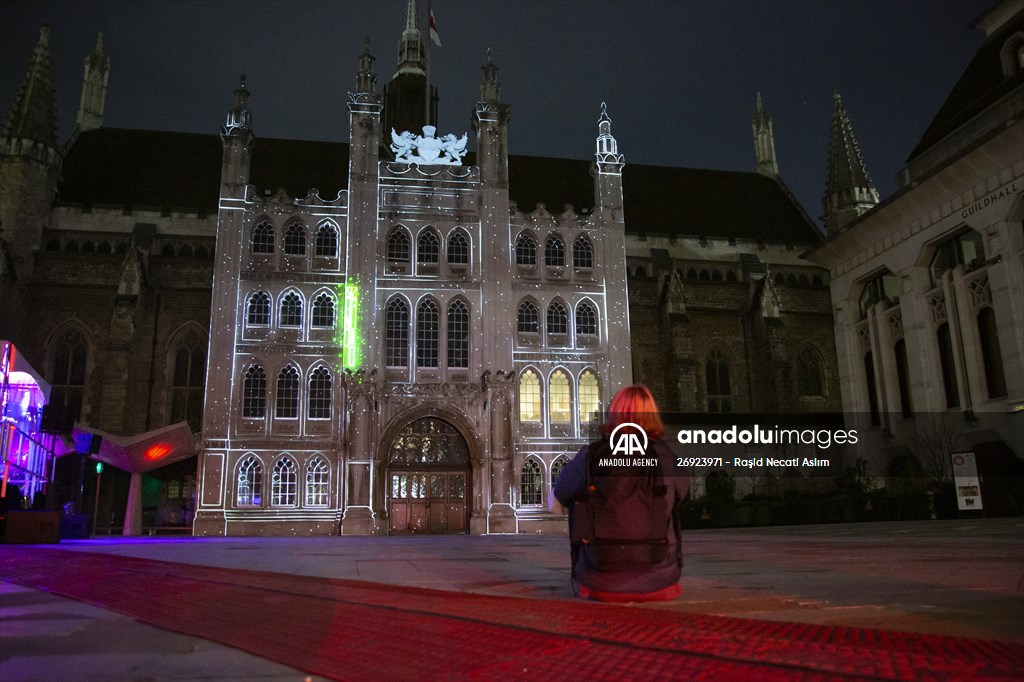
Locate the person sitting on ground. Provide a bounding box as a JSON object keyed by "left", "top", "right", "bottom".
{"left": 552, "top": 384, "right": 689, "bottom": 602}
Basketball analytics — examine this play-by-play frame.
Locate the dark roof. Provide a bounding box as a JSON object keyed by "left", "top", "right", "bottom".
{"left": 59, "top": 127, "right": 820, "bottom": 243}
{"left": 907, "top": 7, "right": 1024, "bottom": 162}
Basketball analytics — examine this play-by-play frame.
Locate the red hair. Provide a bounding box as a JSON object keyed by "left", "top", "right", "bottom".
{"left": 600, "top": 384, "right": 665, "bottom": 439}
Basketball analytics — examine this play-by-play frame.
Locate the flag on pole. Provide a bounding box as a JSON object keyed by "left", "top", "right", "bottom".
{"left": 428, "top": 5, "right": 442, "bottom": 47}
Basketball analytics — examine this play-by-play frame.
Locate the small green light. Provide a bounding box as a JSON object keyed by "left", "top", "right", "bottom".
{"left": 95, "top": 462, "right": 103, "bottom": 474}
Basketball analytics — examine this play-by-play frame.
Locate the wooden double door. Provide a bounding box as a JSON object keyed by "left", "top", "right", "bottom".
{"left": 388, "top": 469, "right": 469, "bottom": 534}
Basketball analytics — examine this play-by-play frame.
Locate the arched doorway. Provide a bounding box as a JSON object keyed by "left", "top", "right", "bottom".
{"left": 386, "top": 417, "right": 470, "bottom": 534}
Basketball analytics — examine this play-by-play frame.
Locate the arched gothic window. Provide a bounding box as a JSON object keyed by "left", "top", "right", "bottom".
{"left": 517, "top": 300, "right": 539, "bottom": 333}
{"left": 308, "top": 367, "right": 332, "bottom": 419}
{"left": 416, "top": 299, "right": 440, "bottom": 368}
{"left": 519, "top": 370, "right": 541, "bottom": 422}
{"left": 271, "top": 457, "right": 298, "bottom": 506}
{"left": 575, "top": 300, "right": 597, "bottom": 337}
{"left": 796, "top": 347, "right": 825, "bottom": 397}
{"left": 314, "top": 223, "right": 339, "bottom": 257}
{"left": 549, "top": 370, "right": 571, "bottom": 423}
{"left": 280, "top": 292, "right": 303, "bottom": 328}
{"left": 515, "top": 233, "right": 537, "bottom": 266}
{"left": 305, "top": 457, "right": 330, "bottom": 507}
{"left": 520, "top": 459, "right": 543, "bottom": 506}
{"left": 170, "top": 329, "right": 206, "bottom": 432}
{"left": 387, "top": 230, "right": 410, "bottom": 262}
{"left": 247, "top": 291, "right": 271, "bottom": 326}
{"left": 447, "top": 300, "right": 469, "bottom": 368}
{"left": 447, "top": 232, "right": 469, "bottom": 264}
{"left": 547, "top": 301, "right": 568, "bottom": 336}
{"left": 276, "top": 366, "right": 299, "bottom": 419}
{"left": 705, "top": 348, "right": 732, "bottom": 413}
{"left": 385, "top": 298, "right": 409, "bottom": 367}
{"left": 578, "top": 370, "right": 600, "bottom": 424}
{"left": 545, "top": 235, "right": 566, "bottom": 267}
{"left": 252, "top": 220, "right": 274, "bottom": 254}
{"left": 311, "top": 292, "right": 335, "bottom": 328}
{"left": 418, "top": 230, "right": 440, "bottom": 264}
{"left": 572, "top": 236, "right": 594, "bottom": 269}
{"left": 243, "top": 365, "right": 267, "bottom": 418}
{"left": 551, "top": 457, "right": 568, "bottom": 487}
{"left": 49, "top": 328, "right": 88, "bottom": 425}
{"left": 283, "top": 222, "right": 306, "bottom": 256}
{"left": 236, "top": 455, "right": 263, "bottom": 507}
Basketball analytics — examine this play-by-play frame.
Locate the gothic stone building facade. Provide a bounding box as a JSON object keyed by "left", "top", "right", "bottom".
{"left": 1, "top": 18, "right": 838, "bottom": 535}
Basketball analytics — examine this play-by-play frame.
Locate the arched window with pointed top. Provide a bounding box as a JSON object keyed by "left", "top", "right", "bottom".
{"left": 276, "top": 366, "right": 300, "bottom": 419}
{"left": 387, "top": 228, "right": 410, "bottom": 262}
{"left": 305, "top": 457, "right": 330, "bottom": 507}
{"left": 519, "top": 369, "right": 541, "bottom": 422}
{"left": 311, "top": 292, "right": 336, "bottom": 328}
{"left": 517, "top": 300, "right": 539, "bottom": 333}
{"left": 520, "top": 458, "right": 543, "bottom": 506}
{"left": 416, "top": 298, "right": 440, "bottom": 368}
{"left": 551, "top": 456, "right": 569, "bottom": 488}
{"left": 545, "top": 234, "right": 566, "bottom": 266}
{"left": 796, "top": 346, "right": 825, "bottom": 398}
{"left": 48, "top": 327, "right": 89, "bottom": 426}
{"left": 308, "top": 366, "right": 332, "bottom": 419}
{"left": 578, "top": 370, "right": 600, "bottom": 425}
{"left": 279, "top": 291, "right": 303, "bottom": 328}
{"left": 447, "top": 231, "right": 469, "bottom": 265}
{"left": 572, "top": 235, "right": 594, "bottom": 269}
{"left": 170, "top": 327, "right": 206, "bottom": 432}
{"left": 271, "top": 456, "right": 298, "bottom": 506}
{"left": 549, "top": 369, "right": 572, "bottom": 423}
{"left": 314, "top": 221, "right": 339, "bottom": 257}
{"left": 252, "top": 219, "right": 274, "bottom": 254}
{"left": 575, "top": 300, "right": 597, "bottom": 337}
{"left": 243, "top": 365, "right": 267, "bottom": 418}
{"left": 705, "top": 347, "right": 732, "bottom": 413}
{"left": 236, "top": 455, "right": 263, "bottom": 507}
{"left": 283, "top": 221, "right": 307, "bottom": 256}
{"left": 515, "top": 233, "right": 537, "bottom": 266}
{"left": 247, "top": 291, "right": 271, "bottom": 326}
{"left": 547, "top": 301, "right": 568, "bottom": 336}
{"left": 418, "top": 229, "right": 440, "bottom": 264}
{"left": 447, "top": 299, "right": 469, "bottom": 368}
{"left": 385, "top": 297, "right": 410, "bottom": 367}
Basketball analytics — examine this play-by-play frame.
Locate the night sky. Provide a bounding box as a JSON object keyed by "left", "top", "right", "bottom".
{"left": 1, "top": 0, "right": 995, "bottom": 231}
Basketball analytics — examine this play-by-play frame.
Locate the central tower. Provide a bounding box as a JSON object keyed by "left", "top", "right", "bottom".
{"left": 383, "top": 0, "right": 438, "bottom": 136}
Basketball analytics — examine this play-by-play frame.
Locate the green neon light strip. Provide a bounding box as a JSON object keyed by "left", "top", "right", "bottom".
{"left": 341, "top": 280, "right": 362, "bottom": 371}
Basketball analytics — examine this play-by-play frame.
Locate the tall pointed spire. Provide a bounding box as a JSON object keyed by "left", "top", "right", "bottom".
{"left": 75, "top": 32, "right": 110, "bottom": 134}
{"left": 753, "top": 92, "right": 779, "bottom": 178}
{"left": 823, "top": 91, "right": 878, "bottom": 234}
{"left": 395, "top": 0, "right": 425, "bottom": 77}
{"left": 480, "top": 48, "right": 500, "bottom": 103}
{"left": 356, "top": 39, "right": 377, "bottom": 93}
{"left": 222, "top": 75, "right": 253, "bottom": 140}
{"left": 3, "top": 27, "right": 58, "bottom": 148}
{"left": 593, "top": 103, "right": 625, "bottom": 215}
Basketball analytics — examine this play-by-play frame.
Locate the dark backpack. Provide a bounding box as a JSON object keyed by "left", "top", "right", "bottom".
{"left": 569, "top": 438, "right": 675, "bottom": 572}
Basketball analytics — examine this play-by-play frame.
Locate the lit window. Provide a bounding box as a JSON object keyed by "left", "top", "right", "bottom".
{"left": 283, "top": 222, "right": 306, "bottom": 256}
{"left": 276, "top": 366, "right": 299, "bottom": 419}
{"left": 578, "top": 370, "right": 600, "bottom": 424}
{"left": 705, "top": 348, "right": 732, "bottom": 413}
{"left": 387, "top": 230, "right": 410, "bottom": 262}
{"left": 447, "top": 300, "right": 469, "bottom": 368}
{"left": 308, "top": 367, "right": 332, "bottom": 419}
{"left": 271, "top": 457, "right": 297, "bottom": 506}
{"left": 311, "top": 292, "right": 335, "bottom": 328}
{"left": 573, "top": 235, "right": 593, "bottom": 268}
{"left": 517, "top": 300, "right": 539, "bottom": 333}
{"left": 519, "top": 370, "right": 541, "bottom": 422}
{"left": 315, "top": 223, "right": 339, "bottom": 257}
{"left": 520, "top": 459, "right": 542, "bottom": 506}
{"left": 545, "top": 235, "right": 566, "bottom": 266}
{"left": 236, "top": 455, "right": 263, "bottom": 506}
{"left": 385, "top": 298, "right": 409, "bottom": 367}
{"left": 515, "top": 233, "right": 537, "bottom": 265}
{"left": 549, "top": 370, "right": 571, "bottom": 423}
{"left": 416, "top": 299, "right": 439, "bottom": 368}
{"left": 247, "top": 291, "right": 271, "bottom": 326}
{"left": 447, "top": 232, "right": 469, "bottom": 264}
{"left": 547, "top": 301, "right": 568, "bottom": 336}
{"left": 280, "top": 292, "right": 303, "bottom": 328}
{"left": 252, "top": 220, "right": 274, "bottom": 254}
{"left": 575, "top": 300, "right": 597, "bottom": 336}
{"left": 242, "top": 365, "right": 267, "bottom": 418}
{"left": 305, "top": 457, "right": 330, "bottom": 507}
